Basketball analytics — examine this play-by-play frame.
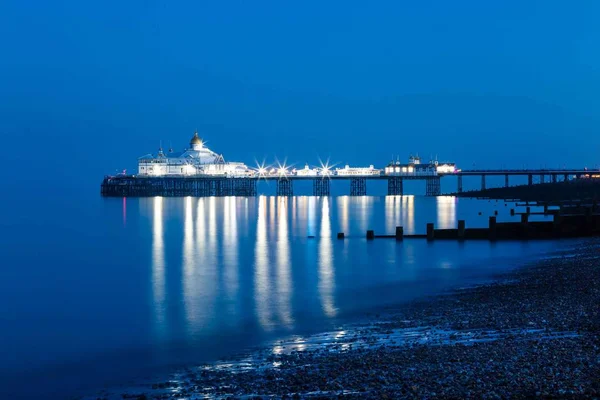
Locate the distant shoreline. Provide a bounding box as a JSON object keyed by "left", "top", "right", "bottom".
{"left": 90, "top": 240, "right": 600, "bottom": 399}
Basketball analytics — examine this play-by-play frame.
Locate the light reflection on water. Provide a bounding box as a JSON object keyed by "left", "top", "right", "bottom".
{"left": 151, "top": 197, "right": 166, "bottom": 337}
{"left": 0, "top": 195, "right": 566, "bottom": 398}
{"left": 318, "top": 197, "right": 336, "bottom": 317}
{"left": 148, "top": 195, "right": 556, "bottom": 342}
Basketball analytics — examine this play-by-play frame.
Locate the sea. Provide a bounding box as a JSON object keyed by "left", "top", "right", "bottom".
{"left": 0, "top": 187, "right": 574, "bottom": 399}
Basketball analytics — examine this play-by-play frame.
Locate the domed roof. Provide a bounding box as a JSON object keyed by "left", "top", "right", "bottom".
{"left": 190, "top": 131, "right": 202, "bottom": 146}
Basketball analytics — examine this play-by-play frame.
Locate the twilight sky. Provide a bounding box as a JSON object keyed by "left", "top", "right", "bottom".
{"left": 1, "top": 0, "right": 599, "bottom": 184}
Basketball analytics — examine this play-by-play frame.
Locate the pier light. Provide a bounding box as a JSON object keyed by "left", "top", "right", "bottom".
{"left": 436, "top": 164, "right": 456, "bottom": 174}
{"left": 402, "top": 167, "right": 407, "bottom": 173}
{"left": 408, "top": 166, "right": 414, "bottom": 173}
{"left": 395, "top": 167, "right": 400, "bottom": 173}
{"left": 258, "top": 167, "right": 267, "bottom": 175}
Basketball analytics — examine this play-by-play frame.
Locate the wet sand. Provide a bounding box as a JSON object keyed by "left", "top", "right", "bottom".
{"left": 91, "top": 240, "right": 600, "bottom": 399}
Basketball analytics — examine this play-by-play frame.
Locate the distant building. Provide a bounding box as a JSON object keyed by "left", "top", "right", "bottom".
{"left": 138, "top": 131, "right": 252, "bottom": 177}
{"left": 383, "top": 155, "right": 456, "bottom": 176}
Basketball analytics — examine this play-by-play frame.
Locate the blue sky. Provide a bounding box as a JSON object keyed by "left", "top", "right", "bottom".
{"left": 1, "top": 0, "right": 599, "bottom": 182}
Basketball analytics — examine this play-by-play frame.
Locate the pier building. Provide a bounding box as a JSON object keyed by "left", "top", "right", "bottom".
{"left": 138, "top": 131, "right": 253, "bottom": 177}
{"left": 383, "top": 156, "right": 456, "bottom": 176}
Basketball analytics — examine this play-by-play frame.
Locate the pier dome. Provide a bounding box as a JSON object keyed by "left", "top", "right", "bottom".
{"left": 190, "top": 131, "right": 203, "bottom": 150}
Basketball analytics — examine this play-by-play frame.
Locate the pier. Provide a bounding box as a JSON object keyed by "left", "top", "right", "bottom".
{"left": 101, "top": 168, "right": 596, "bottom": 197}
{"left": 102, "top": 132, "right": 598, "bottom": 197}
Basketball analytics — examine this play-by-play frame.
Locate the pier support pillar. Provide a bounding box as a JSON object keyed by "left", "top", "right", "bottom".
{"left": 350, "top": 178, "right": 367, "bottom": 196}
{"left": 552, "top": 174, "right": 557, "bottom": 183}
{"left": 387, "top": 177, "right": 403, "bottom": 196}
{"left": 233, "top": 178, "right": 257, "bottom": 196}
{"left": 481, "top": 175, "right": 486, "bottom": 190}
{"left": 425, "top": 176, "right": 441, "bottom": 196}
{"left": 528, "top": 174, "right": 533, "bottom": 186}
{"left": 457, "top": 175, "right": 463, "bottom": 193}
{"left": 504, "top": 174, "right": 509, "bottom": 188}
{"left": 564, "top": 173, "right": 569, "bottom": 182}
{"left": 313, "top": 178, "right": 330, "bottom": 196}
{"left": 277, "top": 178, "right": 293, "bottom": 196}
{"left": 540, "top": 174, "right": 545, "bottom": 184}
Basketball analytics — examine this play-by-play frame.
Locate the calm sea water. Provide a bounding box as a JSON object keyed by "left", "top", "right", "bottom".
{"left": 0, "top": 194, "right": 568, "bottom": 399}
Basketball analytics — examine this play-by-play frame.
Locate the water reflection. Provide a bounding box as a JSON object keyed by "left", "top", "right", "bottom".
{"left": 182, "top": 197, "right": 197, "bottom": 333}
{"left": 254, "top": 197, "right": 273, "bottom": 330}
{"left": 402, "top": 195, "right": 415, "bottom": 234}
{"left": 146, "top": 195, "right": 545, "bottom": 343}
{"left": 122, "top": 197, "right": 127, "bottom": 227}
{"left": 318, "top": 198, "right": 336, "bottom": 317}
{"left": 151, "top": 197, "right": 166, "bottom": 336}
{"left": 385, "top": 196, "right": 401, "bottom": 234}
{"left": 223, "top": 197, "right": 238, "bottom": 310}
{"left": 338, "top": 196, "right": 349, "bottom": 235}
{"left": 436, "top": 196, "right": 457, "bottom": 229}
{"left": 275, "top": 198, "right": 293, "bottom": 328}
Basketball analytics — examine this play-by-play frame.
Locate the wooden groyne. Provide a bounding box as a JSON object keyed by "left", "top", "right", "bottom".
{"left": 343, "top": 213, "right": 600, "bottom": 241}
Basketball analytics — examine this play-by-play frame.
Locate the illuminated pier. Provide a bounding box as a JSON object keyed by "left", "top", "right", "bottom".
{"left": 101, "top": 131, "right": 596, "bottom": 197}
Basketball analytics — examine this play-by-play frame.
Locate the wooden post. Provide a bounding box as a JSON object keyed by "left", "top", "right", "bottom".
{"left": 395, "top": 226, "right": 404, "bottom": 241}
{"left": 337, "top": 232, "right": 345, "bottom": 239}
{"left": 489, "top": 216, "right": 497, "bottom": 241}
{"left": 426, "top": 223, "right": 434, "bottom": 241}
{"left": 366, "top": 230, "right": 374, "bottom": 240}
{"left": 458, "top": 220, "right": 465, "bottom": 240}
{"left": 520, "top": 213, "right": 529, "bottom": 238}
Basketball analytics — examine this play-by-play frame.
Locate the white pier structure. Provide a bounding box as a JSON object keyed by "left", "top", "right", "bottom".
{"left": 138, "top": 131, "right": 253, "bottom": 177}
{"left": 103, "top": 131, "right": 462, "bottom": 197}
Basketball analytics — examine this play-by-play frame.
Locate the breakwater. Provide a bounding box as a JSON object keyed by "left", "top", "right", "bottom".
{"left": 351, "top": 211, "right": 600, "bottom": 241}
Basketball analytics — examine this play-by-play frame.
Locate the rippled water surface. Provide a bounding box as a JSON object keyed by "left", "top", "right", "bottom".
{"left": 0, "top": 194, "right": 564, "bottom": 399}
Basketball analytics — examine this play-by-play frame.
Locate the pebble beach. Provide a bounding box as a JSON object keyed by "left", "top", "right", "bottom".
{"left": 91, "top": 240, "right": 600, "bottom": 399}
